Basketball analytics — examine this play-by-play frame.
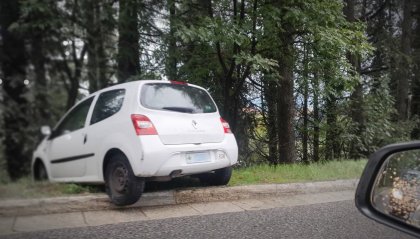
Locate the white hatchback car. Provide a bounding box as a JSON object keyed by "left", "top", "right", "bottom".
{"left": 32, "top": 80, "right": 238, "bottom": 205}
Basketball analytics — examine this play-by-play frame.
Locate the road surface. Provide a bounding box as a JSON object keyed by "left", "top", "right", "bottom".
{"left": 1, "top": 200, "right": 415, "bottom": 239}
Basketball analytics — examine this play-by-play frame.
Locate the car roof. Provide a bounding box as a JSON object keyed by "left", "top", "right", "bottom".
{"left": 71, "top": 80, "right": 207, "bottom": 110}
{"left": 91, "top": 80, "right": 153, "bottom": 95}
{"left": 89, "top": 80, "right": 205, "bottom": 96}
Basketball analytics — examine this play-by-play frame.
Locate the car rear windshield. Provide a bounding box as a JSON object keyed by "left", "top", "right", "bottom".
{"left": 140, "top": 83, "right": 217, "bottom": 114}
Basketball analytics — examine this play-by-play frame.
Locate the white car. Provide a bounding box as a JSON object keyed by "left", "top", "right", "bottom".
{"left": 32, "top": 80, "right": 238, "bottom": 205}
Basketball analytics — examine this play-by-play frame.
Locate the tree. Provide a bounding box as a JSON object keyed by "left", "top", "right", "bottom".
{"left": 0, "top": 0, "right": 31, "bottom": 179}
{"left": 345, "top": 0, "right": 365, "bottom": 159}
{"left": 176, "top": 0, "right": 262, "bottom": 161}
{"left": 53, "top": 0, "right": 88, "bottom": 110}
{"left": 84, "top": 1, "right": 112, "bottom": 92}
{"left": 24, "top": 0, "right": 52, "bottom": 125}
{"left": 176, "top": 0, "right": 371, "bottom": 164}
{"left": 166, "top": 0, "right": 177, "bottom": 80}
{"left": 312, "top": 72, "right": 321, "bottom": 162}
{"left": 275, "top": 15, "right": 296, "bottom": 164}
{"left": 394, "top": 0, "right": 413, "bottom": 121}
{"left": 117, "top": 0, "right": 141, "bottom": 82}
{"left": 262, "top": 75, "right": 279, "bottom": 164}
{"left": 411, "top": 0, "right": 420, "bottom": 138}
{"left": 0, "top": 0, "right": 389, "bottom": 177}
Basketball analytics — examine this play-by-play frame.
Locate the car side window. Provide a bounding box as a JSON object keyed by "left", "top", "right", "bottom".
{"left": 90, "top": 89, "right": 125, "bottom": 125}
{"left": 51, "top": 97, "right": 94, "bottom": 139}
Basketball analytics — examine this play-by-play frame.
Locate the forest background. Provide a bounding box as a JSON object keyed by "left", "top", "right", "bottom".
{"left": 0, "top": 0, "right": 419, "bottom": 180}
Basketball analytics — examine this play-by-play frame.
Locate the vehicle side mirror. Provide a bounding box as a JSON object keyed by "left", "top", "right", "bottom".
{"left": 355, "top": 141, "right": 420, "bottom": 237}
{"left": 40, "top": 126, "right": 51, "bottom": 136}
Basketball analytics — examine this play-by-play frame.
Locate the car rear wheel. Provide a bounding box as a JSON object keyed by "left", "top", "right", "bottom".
{"left": 105, "top": 154, "right": 145, "bottom": 206}
{"left": 198, "top": 167, "right": 232, "bottom": 186}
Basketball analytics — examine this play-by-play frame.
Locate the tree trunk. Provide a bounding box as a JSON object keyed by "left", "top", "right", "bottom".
{"left": 394, "top": 0, "right": 413, "bottom": 120}
{"left": 312, "top": 73, "right": 320, "bottom": 162}
{"left": 276, "top": 31, "right": 296, "bottom": 164}
{"left": 86, "top": 1, "right": 99, "bottom": 92}
{"left": 85, "top": 1, "right": 101, "bottom": 93}
{"left": 86, "top": 1, "right": 109, "bottom": 92}
{"left": 302, "top": 47, "right": 309, "bottom": 164}
{"left": 66, "top": 77, "right": 79, "bottom": 110}
{"left": 0, "top": 0, "right": 30, "bottom": 179}
{"left": 411, "top": 1, "right": 420, "bottom": 138}
{"left": 345, "top": 0, "right": 365, "bottom": 158}
{"left": 264, "top": 76, "right": 278, "bottom": 164}
{"left": 62, "top": 40, "right": 86, "bottom": 110}
{"left": 325, "top": 95, "right": 339, "bottom": 160}
{"left": 324, "top": 62, "right": 341, "bottom": 160}
{"left": 166, "top": 0, "right": 177, "bottom": 80}
{"left": 31, "top": 34, "right": 50, "bottom": 123}
{"left": 117, "top": 0, "right": 141, "bottom": 82}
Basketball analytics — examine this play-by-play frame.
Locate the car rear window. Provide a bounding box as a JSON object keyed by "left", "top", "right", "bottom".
{"left": 140, "top": 83, "right": 217, "bottom": 114}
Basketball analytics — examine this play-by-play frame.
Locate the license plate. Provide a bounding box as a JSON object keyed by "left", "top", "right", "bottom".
{"left": 186, "top": 152, "right": 211, "bottom": 164}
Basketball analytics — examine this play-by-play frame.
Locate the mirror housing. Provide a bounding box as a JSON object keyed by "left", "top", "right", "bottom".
{"left": 355, "top": 141, "right": 420, "bottom": 237}
{"left": 40, "top": 126, "right": 51, "bottom": 136}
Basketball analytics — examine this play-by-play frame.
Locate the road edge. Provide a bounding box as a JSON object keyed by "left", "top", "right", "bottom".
{"left": 0, "top": 179, "right": 358, "bottom": 217}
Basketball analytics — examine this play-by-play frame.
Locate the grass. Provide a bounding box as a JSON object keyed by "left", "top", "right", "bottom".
{"left": 0, "top": 160, "right": 367, "bottom": 199}
{"left": 0, "top": 177, "right": 103, "bottom": 200}
{"left": 228, "top": 159, "right": 367, "bottom": 186}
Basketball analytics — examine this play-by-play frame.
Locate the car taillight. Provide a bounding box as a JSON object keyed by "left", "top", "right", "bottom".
{"left": 220, "top": 118, "right": 232, "bottom": 134}
{"left": 170, "top": 80, "right": 188, "bottom": 85}
{"left": 131, "top": 114, "right": 158, "bottom": 135}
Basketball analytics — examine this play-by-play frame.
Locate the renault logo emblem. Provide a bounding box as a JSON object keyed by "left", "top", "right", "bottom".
{"left": 192, "top": 120, "right": 198, "bottom": 129}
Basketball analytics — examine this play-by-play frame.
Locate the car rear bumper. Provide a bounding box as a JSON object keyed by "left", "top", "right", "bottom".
{"left": 133, "top": 134, "right": 238, "bottom": 177}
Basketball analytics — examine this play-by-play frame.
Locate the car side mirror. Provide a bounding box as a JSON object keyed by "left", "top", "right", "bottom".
{"left": 40, "top": 126, "right": 51, "bottom": 136}
{"left": 355, "top": 141, "right": 420, "bottom": 237}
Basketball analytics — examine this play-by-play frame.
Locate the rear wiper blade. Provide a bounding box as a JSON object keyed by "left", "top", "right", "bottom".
{"left": 162, "top": 107, "right": 195, "bottom": 113}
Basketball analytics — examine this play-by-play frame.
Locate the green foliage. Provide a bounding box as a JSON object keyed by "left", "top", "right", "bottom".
{"left": 344, "top": 76, "right": 417, "bottom": 155}
{"left": 0, "top": 0, "right": 416, "bottom": 178}
{"left": 175, "top": 6, "right": 274, "bottom": 77}
{"left": 18, "top": 0, "right": 62, "bottom": 32}
{"left": 60, "top": 183, "right": 100, "bottom": 194}
{"left": 260, "top": 0, "right": 373, "bottom": 163}
{"left": 229, "top": 159, "right": 367, "bottom": 186}
{"left": 234, "top": 53, "right": 278, "bottom": 73}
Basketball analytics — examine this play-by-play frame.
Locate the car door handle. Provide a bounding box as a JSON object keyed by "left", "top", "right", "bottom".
{"left": 83, "top": 134, "right": 87, "bottom": 144}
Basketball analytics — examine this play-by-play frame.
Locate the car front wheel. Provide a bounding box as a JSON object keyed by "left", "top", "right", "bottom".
{"left": 34, "top": 161, "right": 48, "bottom": 181}
{"left": 105, "top": 154, "right": 145, "bottom": 206}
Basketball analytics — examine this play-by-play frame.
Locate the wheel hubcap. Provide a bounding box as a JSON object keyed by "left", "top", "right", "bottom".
{"left": 111, "top": 165, "right": 128, "bottom": 193}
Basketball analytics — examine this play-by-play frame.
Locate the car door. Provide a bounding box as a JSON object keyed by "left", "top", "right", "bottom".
{"left": 84, "top": 89, "right": 126, "bottom": 178}
{"left": 47, "top": 97, "right": 95, "bottom": 179}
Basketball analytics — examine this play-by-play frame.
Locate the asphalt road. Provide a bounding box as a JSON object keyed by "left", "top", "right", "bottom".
{"left": 2, "top": 200, "right": 415, "bottom": 239}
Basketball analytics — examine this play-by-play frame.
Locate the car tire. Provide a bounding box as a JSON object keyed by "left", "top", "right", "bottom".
{"left": 198, "top": 167, "right": 232, "bottom": 186}
{"left": 34, "top": 161, "right": 48, "bottom": 181}
{"left": 105, "top": 154, "right": 145, "bottom": 206}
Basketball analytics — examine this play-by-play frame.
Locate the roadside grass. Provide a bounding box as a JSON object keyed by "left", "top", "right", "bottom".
{"left": 0, "top": 159, "right": 367, "bottom": 199}
{"left": 229, "top": 159, "right": 367, "bottom": 186}
{"left": 0, "top": 177, "right": 103, "bottom": 200}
